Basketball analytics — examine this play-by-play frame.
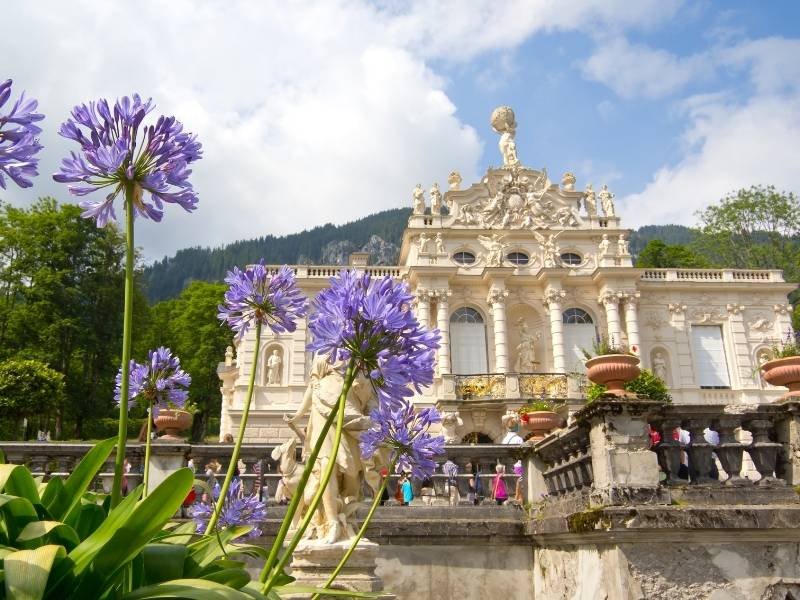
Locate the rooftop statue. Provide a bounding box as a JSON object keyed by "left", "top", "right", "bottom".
{"left": 600, "top": 184, "right": 616, "bottom": 217}
{"left": 490, "top": 106, "right": 520, "bottom": 168}
{"left": 429, "top": 182, "right": 442, "bottom": 216}
{"left": 478, "top": 233, "right": 507, "bottom": 266}
{"left": 412, "top": 183, "right": 425, "bottom": 215}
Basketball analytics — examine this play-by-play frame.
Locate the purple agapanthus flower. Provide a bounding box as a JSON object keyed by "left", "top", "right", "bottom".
{"left": 192, "top": 479, "right": 267, "bottom": 539}
{"left": 360, "top": 399, "right": 444, "bottom": 480}
{"left": 218, "top": 263, "right": 307, "bottom": 339}
{"left": 0, "top": 79, "right": 43, "bottom": 189}
{"left": 114, "top": 346, "right": 191, "bottom": 414}
{"left": 307, "top": 270, "right": 439, "bottom": 408}
{"left": 53, "top": 94, "right": 202, "bottom": 226}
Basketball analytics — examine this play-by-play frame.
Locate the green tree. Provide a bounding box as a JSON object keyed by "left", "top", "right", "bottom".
{"left": 694, "top": 185, "right": 800, "bottom": 281}
{"left": 636, "top": 239, "right": 710, "bottom": 268}
{"left": 139, "top": 281, "right": 230, "bottom": 442}
{"left": 0, "top": 359, "right": 65, "bottom": 438}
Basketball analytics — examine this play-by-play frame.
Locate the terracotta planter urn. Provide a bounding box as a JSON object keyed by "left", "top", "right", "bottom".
{"left": 585, "top": 354, "right": 641, "bottom": 397}
{"left": 521, "top": 411, "right": 562, "bottom": 441}
{"left": 153, "top": 409, "right": 193, "bottom": 440}
{"left": 760, "top": 356, "right": 800, "bottom": 401}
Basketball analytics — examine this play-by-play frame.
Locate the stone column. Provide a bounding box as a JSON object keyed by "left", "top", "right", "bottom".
{"left": 599, "top": 290, "right": 622, "bottom": 344}
{"left": 415, "top": 287, "right": 430, "bottom": 329}
{"left": 623, "top": 292, "right": 641, "bottom": 354}
{"left": 544, "top": 287, "right": 566, "bottom": 373}
{"left": 434, "top": 289, "right": 452, "bottom": 375}
{"left": 487, "top": 288, "right": 510, "bottom": 373}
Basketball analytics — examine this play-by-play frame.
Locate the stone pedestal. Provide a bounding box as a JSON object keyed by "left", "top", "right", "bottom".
{"left": 147, "top": 443, "right": 188, "bottom": 496}
{"left": 287, "top": 539, "right": 395, "bottom": 599}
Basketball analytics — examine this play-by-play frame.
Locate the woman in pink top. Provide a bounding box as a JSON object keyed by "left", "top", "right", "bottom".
{"left": 491, "top": 464, "right": 508, "bottom": 505}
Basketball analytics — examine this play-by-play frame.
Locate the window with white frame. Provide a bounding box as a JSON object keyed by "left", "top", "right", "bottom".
{"left": 562, "top": 308, "right": 596, "bottom": 373}
{"left": 449, "top": 307, "right": 489, "bottom": 374}
{"left": 691, "top": 325, "right": 731, "bottom": 388}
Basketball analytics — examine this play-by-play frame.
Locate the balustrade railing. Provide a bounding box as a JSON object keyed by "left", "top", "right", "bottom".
{"left": 454, "top": 372, "right": 571, "bottom": 401}
{"left": 640, "top": 268, "right": 784, "bottom": 283}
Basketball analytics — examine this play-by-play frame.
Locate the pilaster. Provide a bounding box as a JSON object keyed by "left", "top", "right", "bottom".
{"left": 434, "top": 289, "right": 452, "bottom": 376}
{"left": 487, "top": 288, "right": 510, "bottom": 373}
{"left": 543, "top": 286, "right": 566, "bottom": 373}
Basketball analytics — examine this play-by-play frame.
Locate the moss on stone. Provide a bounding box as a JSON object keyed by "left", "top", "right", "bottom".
{"left": 566, "top": 507, "right": 609, "bottom": 533}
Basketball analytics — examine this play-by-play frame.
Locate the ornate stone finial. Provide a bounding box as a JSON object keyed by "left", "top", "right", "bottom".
{"left": 429, "top": 182, "right": 442, "bottom": 216}
{"left": 490, "top": 106, "right": 520, "bottom": 167}
{"left": 561, "top": 172, "right": 576, "bottom": 191}
{"left": 448, "top": 170, "right": 462, "bottom": 191}
{"left": 412, "top": 183, "right": 425, "bottom": 215}
{"left": 599, "top": 184, "right": 615, "bottom": 217}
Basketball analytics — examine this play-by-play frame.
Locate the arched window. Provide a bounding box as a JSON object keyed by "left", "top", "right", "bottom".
{"left": 450, "top": 307, "right": 488, "bottom": 374}
{"left": 462, "top": 432, "right": 494, "bottom": 444}
{"left": 452, "top": 251, "right": 476, "bottom": 266}
{"left": 506, "top": 251, "right": 529, "bottom": 266}
{"left": 562, "top": 308, "right": 596, "bottom": 372}
{"left": 560, "top": 252, "right": 582, "bottom": 266}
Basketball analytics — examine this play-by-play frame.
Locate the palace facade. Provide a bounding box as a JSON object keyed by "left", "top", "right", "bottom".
{"left": 218, "top": 107, "right": 795, "bottom": 444}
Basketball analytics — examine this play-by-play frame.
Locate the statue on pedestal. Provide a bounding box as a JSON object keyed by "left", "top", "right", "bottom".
{"left": 434, "top": 232, "right": 446, "bottom": 255}
{"left": 448, "top": 171, "right": 462, "bottom": 191}
{"left": 417, "top": 233, "right": 430, "bottom": 255}
{"left": 429, "top": 182, "right": 442, "bottom": 216}
{"left": 599, "top": 184, "right": 615, "bottom": 216}
{"left": 583, "top": 184, "right": 597, "bottom": 216}
{"left": 441, "top": 411, "right": 463, "bottom": 444}
{"left": 598, "top": 234, "right": 610, "bottom": 257}
{"left": 514, "top": 318, "right": 540, "bottom": 372}
{"left": 266, "top": 349, "right": 283, "bottom": 385}
{"left": 617, "top": 233, "right": 630, "bottom": 256}
{"left": 652, "top": 351, "right": 668, "bottom": 383}
{"left": 561, "top": 172, "right": 576, "bottom": 191}
{"left": 477, "top": 233, "right": 506, "bottom": 266}
{"left": 412, "top": 183, "right": 425, "bottom": 215}
{"left": 490, "top": 106, "right": 520, "bottom": 167}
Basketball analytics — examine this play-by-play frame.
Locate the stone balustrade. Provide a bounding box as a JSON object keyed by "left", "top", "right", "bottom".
{"left": 453, "top": 372, "right": 571, "bottom": 401}
{"left": 639, "top": 268, "right": 784, "bottom": 282}
{"left": 260, "top": 265, "right": 403, "bottom": 279}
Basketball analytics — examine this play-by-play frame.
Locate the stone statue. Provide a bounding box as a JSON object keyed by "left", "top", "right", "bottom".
{"left": 598, "top": 234, "right": 610, "bottom": 257}
{"left": 652, "top": 351, "right": 668, "bottom": 383}
{"left": 441, "top": 412, "right": 463, "bottom": 444}
{"left": 477, "top": 234, "right": 506, "bottom": 266}
{"left": 429, "top": 182, "right": 442, "bottom": 216}
{"left": 418, "top": 233, "right": 430, "bottom": 255}
{"left": 490, "top": 106, "right": 520, "bottom": 167}
{"left": 285, "top": 356, "right": 382, "bottom": 544}
{"left": 266, "top": 349, "right": 283, "bottom": 385}
{"left": 514, "top": 318, "right": 540, "bottom": 372}
{"left": 583, "top": 184, "right": 597, "bottom": 216}
{"left": 599, "top": 184, "right": 615, "bottom": 216}
{"left": 448, "top": 171, "right": 462, "bottom": 191}
{"left": 456, "top": 202, "right": 477, "bottom": 225}
{"left": 500, "top": 411, "right": 524, "bottom": 445}
{"left": 533, "top": 231, "right": 561, "bottom": 268}
{"left": 617, "top": 233, "right": 629, "bottom": 256}
{"left": 412, "top": 183, "right": 425, "bottom": 215}
{"left": 561, "top": 172, "right": 576, "bottom": 191}
{"left": 434, "top": 232, "right": 445, "bottom": 255}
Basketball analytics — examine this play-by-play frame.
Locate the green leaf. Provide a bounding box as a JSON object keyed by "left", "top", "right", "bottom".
{"left": 275, "top": 585, "right": 383, "bottom": 598}
{"left": 142, "top": 544, "right": 188, "bottom": 585}
{"left": 0, "top": 464, "right": 41, "bottom": 507}
{"left": 4, "top": 544, "right": 65, "bottom": 600}
{"left": 16, "top": 521, "right": 80, "bottom": 551}
{"left": 67, "top": 469, "right": 193, "bottom": 597}
{"left": 0, "top": 494, "right": 39, "bottom": 543}
{"left": 45, "top": 437, "right": 116, "bottom": 521}
{"left": 68, "top": 501, "right": 107, "bottom": 541}
{"left": 154, "top": 521, "right": 197, "bottom": 545}
{"left": 122, "top": 578, "right": 255, "bottom": 599}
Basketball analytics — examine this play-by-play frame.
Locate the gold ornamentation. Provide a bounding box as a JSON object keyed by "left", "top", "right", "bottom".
{"left": 455, "top": 375, "right": 506, "bottom": 399}
{"left": 519, "top": 374, "right": 568, "bottom": 399}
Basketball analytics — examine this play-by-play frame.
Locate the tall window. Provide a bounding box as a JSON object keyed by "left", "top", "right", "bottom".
{"left": 691, "top": 325, "right": 731, "bottom": 388}
{"left": 450, "top": 307, "right": 488, "bottom": 374}
{"left": 562, "top": 308, "right": 596, "bottom": 372}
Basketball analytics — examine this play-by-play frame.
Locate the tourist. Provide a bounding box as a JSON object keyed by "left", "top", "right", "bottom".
{"left": 204, "top": 459, "right": 222, "bottom": 502}
{"left": 674, "top": 427, "right": 690, "bottom": 480}
{"left": 513, "top": 460, "right": 524, "bottom": 505}
{"left": 379, "top": 467, "right": 390, "bottom": 505}
{"left": 400, "top": 473, "right": 414, "bottom": 506}
{"left": 420, "top": 477, "right": 435, "bottom": 505}
{"left": 394, "top": 476, "right": 404, "bottom": 504}
{"left": 443, "top": 459, "right": 460, "bottom": 506}
{"left": 491, "top": 464, "right": 508, "bottom": 505}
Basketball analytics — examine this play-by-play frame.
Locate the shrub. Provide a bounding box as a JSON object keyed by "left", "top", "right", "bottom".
{"left": 586, "top": 368, "right": 671, "bottom": 402}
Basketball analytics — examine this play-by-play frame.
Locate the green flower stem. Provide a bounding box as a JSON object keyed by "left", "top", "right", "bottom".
{"left": 110, "top": 182, "right": 135, "bottom": 509}
{"left": 206, "top": 321, "right": 263, "bottom": 535}
{"left": 311, "top": 455, "right": 398, "bottom": 600}
{"left": 262, "top": 359, "right": 356, "bottom": 593}
{"left": 142, "top": 407, "right": 154, "bottom": 498}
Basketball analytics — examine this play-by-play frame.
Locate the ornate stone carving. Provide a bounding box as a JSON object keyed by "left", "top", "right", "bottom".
{"left": 519, "top": 374, "right": 568, "bottom": 398}
{"left": 667, "top": 303, "right": 687, "bottom": 315}
{"left": 441, "top": 411, "right": 463, "bottom": 444}
{"left": 486, "top": 288, "right": 509, "bottom": 305}
{"left": 455, "top": 376, "right": 505, "bottom": 399}
{"left": 266, "top": 348, "right": 283, "bottom": 385}
{"left": 617, "top": 233, "right": 629, "bottom": 256}
{"left": 514, "top": 318, "right": 540, "bottom": 372}
{"left": 651, "top": 350, "right": 669, "bottom": 384}
{"left": 726, "top": 303, "right": 745, "bottom": 316}
{"left": 447, "top": 171, "right": 462, "bottom": 191}
{"left": 599, "top": 184, "right": 615, "bottom": 216}
{"left": 477, "top": 233, "right": 507, "bottom": 266}
{"left": 412, "top": 183, "right": 425, "bottom": 215}
{"left": 689, "top": 307, "right": 727, "bottom": 323}
{"left": 429, "top": 182, "right": 442, "bottom": 216}
{"left": 490, "top": 106, "right": 520, "bottom": 167}
{"left": 748, "top": 315, "right": 774, "bottom": 332}
{"left": 417, "top": 233, "right": 430, "bottom": 255}
{"left": 561, "top": 172, "right": 576, "bottom": 191}
{"left": 774, "top": 304, "right": 792, "bottom": 315}
{"left": 583, "top": 184, "right": 597, "bottom": 216}
{"left": 433, "top": 233, "right": 446, "bottom": 256}
{"left": 598, "top": 233, "right": 610, "bottom": 257}
{"left": 542, "top": 287, "right": 566, "bottom": 307}
{"left": 622, "top": 291, "right": 640, "bottom": 306}
{"left": 598, "top": 290, "right": 622, "bottom": 307}
{"left": 532, "top": 230, "right": 562, "bottom": 268}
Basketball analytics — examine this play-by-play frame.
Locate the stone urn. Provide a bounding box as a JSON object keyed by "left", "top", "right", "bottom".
{"left": 153, "top": 409, "right": 193, "bottom": 440}
{"left": 760, "top": 356, "right": 800, "bottom": 401}
{"left": 585, "top": 354, "right": 641, "bottom": 397}
{"left": 521, "top": 411, "right": 562, "bottom": 441}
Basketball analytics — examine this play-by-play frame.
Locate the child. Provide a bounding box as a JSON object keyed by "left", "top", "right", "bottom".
{"left": 491, "top": 464, "right": 508, "bottom": 505}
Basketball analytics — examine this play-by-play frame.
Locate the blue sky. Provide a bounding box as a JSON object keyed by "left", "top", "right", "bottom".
{"left": 3, "top": 1, "right": 799, "bottom": 260}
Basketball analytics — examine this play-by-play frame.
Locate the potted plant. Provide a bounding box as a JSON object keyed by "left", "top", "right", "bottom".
{"left": 760, "top": 330, "right": 800, "bottom": 401}
{"left": 586, "top": 369, "right": 671, "bottom": 403}
{"left": 582, "top": 335, "right": 640, "bottom": 397}
{"left": 154, "top": 403, "right": 195, "bottom": 440}
{"left": 519, "top": 399, "right": 563, "bottom": 440}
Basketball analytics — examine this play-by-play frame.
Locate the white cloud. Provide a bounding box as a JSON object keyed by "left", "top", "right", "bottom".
{"left": 1, "top": 0, "right": 683, "bottom": 259}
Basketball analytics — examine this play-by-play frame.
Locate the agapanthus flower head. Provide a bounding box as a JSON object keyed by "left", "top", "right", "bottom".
{"left": 192, "top": 479, "right": 267, "bottom": 539}
{"left": 53, "top": 94, "right": 202, "bottom": 226}
{"left": 0, "top": 79, "right": 44, "bottom": 189}
{"left": 360, "top": 398, "right": 445, "bottom": 480}
{"left": 114, "top": 346, "right": 191, "bottom": 414}
{"left": 307, "top": 270, "right": 440, "bottom": 407}
{"left": 218, "top": 262, "right": 307, "bottom": 339}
